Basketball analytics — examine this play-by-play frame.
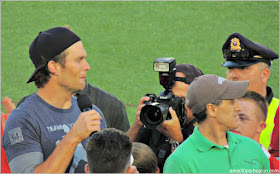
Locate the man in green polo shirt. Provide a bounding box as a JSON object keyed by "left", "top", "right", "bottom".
{"left": 163, "top": 75, "right": 270, "bottom": 173}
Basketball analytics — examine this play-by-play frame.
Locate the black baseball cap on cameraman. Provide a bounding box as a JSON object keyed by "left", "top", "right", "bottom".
{"left": 221, "top": 33, "right": 278, "bottom": 68}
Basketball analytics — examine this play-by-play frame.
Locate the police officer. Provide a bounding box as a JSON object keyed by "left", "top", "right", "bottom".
{"left": 221, "top": 33, "right": 279, "bottom": 150}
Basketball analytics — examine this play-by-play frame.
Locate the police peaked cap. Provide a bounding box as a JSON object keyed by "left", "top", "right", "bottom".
{"left": 221, "top": 33, "right": 278, "bottom": 67}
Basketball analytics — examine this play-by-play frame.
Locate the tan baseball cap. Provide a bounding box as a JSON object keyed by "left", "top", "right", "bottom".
{"left": 186, "top": 74, "right": 249, "bottom": 114}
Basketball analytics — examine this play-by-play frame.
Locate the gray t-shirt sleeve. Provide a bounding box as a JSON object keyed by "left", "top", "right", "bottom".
{"left": 2, "top": 109, "right": 43, "bottom": 173}
{"left": 8, "top": 152, "right": 43, "bottom": 173}
{"left": 3, "top": 94, "right": 98, "bottom": 173}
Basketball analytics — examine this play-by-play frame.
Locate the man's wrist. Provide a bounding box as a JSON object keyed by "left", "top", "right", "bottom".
{"left": 170, "top": 132, "right": 184, "bottom": 143}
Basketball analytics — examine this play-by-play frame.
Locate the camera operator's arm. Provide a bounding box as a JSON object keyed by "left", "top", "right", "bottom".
{"left": 127, "top": 97, "right": 150, "bottom": 142}
{"left": 157, "top": 107, "right": 184, "bottom": 143}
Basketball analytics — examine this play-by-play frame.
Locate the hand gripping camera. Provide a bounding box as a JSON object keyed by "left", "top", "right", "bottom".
{"left": 140, "top": 57, "right": 186, "bottom": 129}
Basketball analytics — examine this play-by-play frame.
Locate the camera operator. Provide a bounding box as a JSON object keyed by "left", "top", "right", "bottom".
{"left": 128, "top": 62, "right": 203, "bottom": 172}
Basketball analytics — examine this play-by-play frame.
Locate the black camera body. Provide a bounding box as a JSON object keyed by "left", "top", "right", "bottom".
{"left": 140, "top": 57, "right": 186, "bottom": 129}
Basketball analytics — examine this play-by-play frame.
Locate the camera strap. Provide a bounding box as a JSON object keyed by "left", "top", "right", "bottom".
{"left": 150, "top": 129, "right": 171, "bottom": 171}
{"left": 175, "top": 77, "right": 187, "bottom": 84}
{"left": 151, "top": 129, "right": 165, "bottom": 148}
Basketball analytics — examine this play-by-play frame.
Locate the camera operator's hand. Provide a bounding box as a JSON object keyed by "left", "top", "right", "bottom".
{"left": 127, "top": 96, "right": 150, "bottom": 142}
{"left": 157, "top": 107, "right": 184, "bottom": 143}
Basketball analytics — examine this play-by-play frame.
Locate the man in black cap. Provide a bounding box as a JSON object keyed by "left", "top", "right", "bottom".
{"left": 2, "top": 27, "right": 107, "bottom": 173}
{"left": 127, "top": 63, "right": 203, "bottom": 172}
{"left": 16, "top": 25, "right": 130, "bottom": 132}
{"left": 221, "top": 33, "right": 279, "bottom": 150}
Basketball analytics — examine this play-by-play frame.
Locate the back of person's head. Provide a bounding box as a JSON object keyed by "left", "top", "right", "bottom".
{"left": 132, "top": 142, "right": 159, "bottom": 173}
{"left": 85, "top": 128, "right": 133, "bottom": 173}
{"left": 186, "top": 74, "right": 248, "bottom": 123}
{"left": 240, "top": 91, "right": 268, "bottom": 121}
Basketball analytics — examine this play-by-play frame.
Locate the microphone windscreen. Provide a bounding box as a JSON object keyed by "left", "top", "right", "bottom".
{"left": 77, "top": 94, "right": 93, "bottom": 112}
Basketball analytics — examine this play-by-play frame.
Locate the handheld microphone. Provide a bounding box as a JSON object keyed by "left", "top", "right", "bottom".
{"left": 77, "top": 94, "right": 96, "bottom": 136}
{"left": 77, "top": 94, "right": 93, "bottom": 112}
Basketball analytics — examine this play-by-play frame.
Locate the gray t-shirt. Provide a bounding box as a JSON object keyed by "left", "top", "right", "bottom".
{"left": 17, "top": 82, "right": 130, "bottom": 132}
{"left": 2, "top": 93, "right": 106, "bottom": 173}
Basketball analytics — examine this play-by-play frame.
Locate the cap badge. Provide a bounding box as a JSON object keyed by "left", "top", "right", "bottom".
{"left": 230, "top": 38, "right": 241, "bottom": 51}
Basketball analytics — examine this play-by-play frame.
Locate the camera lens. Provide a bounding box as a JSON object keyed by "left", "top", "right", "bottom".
{"left": 146, "top": 107, "right": 162, "bottom": 123}
{"left": 140, "top": 103, "right": 169, "bottom": 129}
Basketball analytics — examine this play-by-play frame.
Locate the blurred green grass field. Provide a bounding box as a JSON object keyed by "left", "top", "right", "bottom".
{"left": 1, "top": 1, "right": 279, "bottom": 125}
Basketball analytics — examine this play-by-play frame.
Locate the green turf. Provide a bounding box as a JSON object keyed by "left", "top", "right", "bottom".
{"left": 1, "top": 1, "right": 279, "bottom": 125}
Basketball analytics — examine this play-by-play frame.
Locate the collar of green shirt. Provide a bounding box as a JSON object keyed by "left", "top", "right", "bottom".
{"left": 190, "top": 126, "right": 240, "bottom": 152}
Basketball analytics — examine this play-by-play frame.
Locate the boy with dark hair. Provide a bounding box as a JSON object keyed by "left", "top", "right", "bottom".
{"left": 85, "top": 128, "right": 138, "bottom": 173}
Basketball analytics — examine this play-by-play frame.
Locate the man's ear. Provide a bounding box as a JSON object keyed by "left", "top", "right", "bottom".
{"left": 48, "top": 60, "right": 59, "bottom": 75}
{"left": 84, "top": 164, "right": 89, "bottom": 173}
{"left": 257, "top": 121, "right": 267, "bottom": 133}
{"left": 155, "top": 167, "right": 160, "bottom": 173}
{"left": 261, "top": 68, "right": 270, "bottom": 84}
{"left": 206, "top": 103, "right": 216, "bottom": 118}
{"left": 126, "top": 165, "right": 138, "bottom": 173}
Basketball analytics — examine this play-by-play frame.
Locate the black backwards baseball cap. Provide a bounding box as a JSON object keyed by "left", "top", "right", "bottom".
{"left": 27, "top": 27, "right": 81, "bottom": 83}
{"left": 221, "top": 33, "right": 278, "bottom": 67}
{"left": 186, "top": 75, "right": 249, "bottom": 114}
{"left": 175, "top": 64, "right": 204, "bottom": 85}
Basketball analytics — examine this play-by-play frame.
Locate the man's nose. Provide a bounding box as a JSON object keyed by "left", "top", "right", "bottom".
{"left": 84, "top": 59, "right": 91, "bottom": 71}
{"left": 233, "top": 99, "right": 241, "bottom": 112}
{"left": 227, "top": 69, "right": 240, "bottom": 81}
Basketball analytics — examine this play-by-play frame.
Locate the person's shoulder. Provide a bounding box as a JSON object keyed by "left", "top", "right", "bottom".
{"left": 171, "top": 138, "right": 197, "bottom": 159}
{"left": 6, "top": 107, "right": 29, "bottom": 123}
{"left": 16, "top": 92, "right": 36, "bottom": 107}
{"left": 230, "top": 133, "right": 269, "bottom": 162}
{"left": 229, "top": 132, "right": 261, "bottom": 149}
{"left": 13, "top": 94, "right": 56, "bottom": 122}
{"left": 164, "top": 139, "right": 195, "bottom": 172}
{"left": 266, "top": 86, "right": 279, "bottom": 102}
{"left": 86, "top": 83, "right": 124, "bottom": 104}
{"left": 229, "top": 131, "right": 255, "bottom": 142}
{"left": 4, "top": 102, "right": 36, "bottom": 131}
{"left": 16, "top": 93, "right": 40, "bottom": 112}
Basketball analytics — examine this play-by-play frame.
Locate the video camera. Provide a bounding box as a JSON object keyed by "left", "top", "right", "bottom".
{"left": 140, "top": 57, "right": 186, "bottom": 129}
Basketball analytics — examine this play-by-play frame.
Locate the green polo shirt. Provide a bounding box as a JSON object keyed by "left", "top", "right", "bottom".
{"left": 163, "top": 127, "right": 269, "bottom": 173}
